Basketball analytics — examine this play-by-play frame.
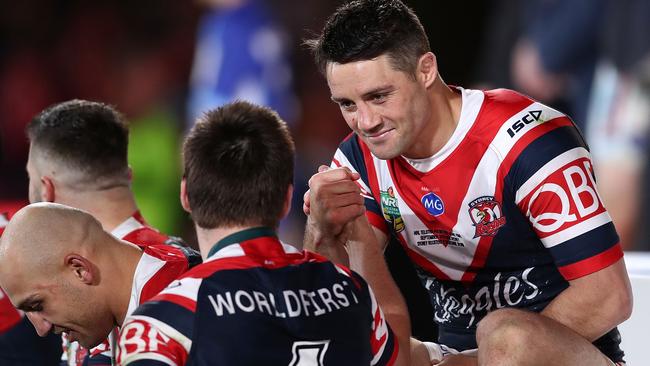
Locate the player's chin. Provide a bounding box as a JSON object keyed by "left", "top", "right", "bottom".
{"left": 77, "top": 334, "right": 104, "bottom": 349}
{"left": 368, "top": 145, "right": 401, "bottom": 160}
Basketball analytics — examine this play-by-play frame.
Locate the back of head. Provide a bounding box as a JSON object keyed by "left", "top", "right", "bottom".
{"left": 306, "top": 0, "right": 430, "bottom": 76}
{"left": 183, "top": 101, "right": 294, "bottom": 229}
{"left": 0, "top": 203, "right": 103, "bottom": 285}
{"left": 26, "top": 99, "right": 130, "bottom": 190}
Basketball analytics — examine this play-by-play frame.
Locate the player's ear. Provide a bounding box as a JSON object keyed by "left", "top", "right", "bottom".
{"left": 127, "top": 166, "right": 133, "bottom": 182}
{"left": 65, "top": 254, "right": 96, "bottom": 285}
{"left": 180, "top": 178, "right": 191, "bottom": 213}
{"left": 417, "top": 52, "right": 438, "bottom": 88}
{"left": 41, "top": 176, "right": 56, "bottom": 202}
{"left": 281, "top": 184, "right": 293, "bottom": 220}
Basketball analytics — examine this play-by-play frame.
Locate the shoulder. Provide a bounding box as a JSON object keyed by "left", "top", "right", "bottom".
{"left": 473, "top": 89, "right": 581, "bottom": 160}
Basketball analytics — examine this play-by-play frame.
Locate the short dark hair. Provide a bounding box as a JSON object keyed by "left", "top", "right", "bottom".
{"left": 305, "top": 0, "right": 430, "bottom": 76}
{"left": 27, "top": 100, "right": 130, "bottom": 186}
{"left": 183, "top": 101, "right": 295, "bottom": 229}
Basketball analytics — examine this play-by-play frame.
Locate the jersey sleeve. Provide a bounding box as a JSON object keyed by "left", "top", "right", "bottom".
{"left": 117, "top": 279, "right": 199, "bottom": 366}
{"left": 331, "top": 134, "right": 388, "bottom": 234}
{"left": 86, "top": 338, "right": 112, "bottom": 365}
{"left": 506, "top": 113, "right": 622, "bottom": 280}
{"left": 346, "top": 271, "right": 398, "bottom": 366}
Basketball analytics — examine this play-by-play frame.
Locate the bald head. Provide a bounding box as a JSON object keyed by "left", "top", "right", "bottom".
{"left": 0, "top": 203, "right": 140, "bottom": 348}
{"left": 0, "top": 203, "right": 105, "bottom": 285}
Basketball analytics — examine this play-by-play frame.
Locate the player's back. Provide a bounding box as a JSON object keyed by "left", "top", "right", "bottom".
{"left": 118, "top": 229, "right": 397, "bottom": 366}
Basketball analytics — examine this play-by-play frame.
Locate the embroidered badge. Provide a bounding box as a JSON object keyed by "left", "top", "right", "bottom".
{"left": 380, "top": 187, "right": 405, "bottom": 233}
{"left": 468, "top": 196, "right": 506, "bottom": 238}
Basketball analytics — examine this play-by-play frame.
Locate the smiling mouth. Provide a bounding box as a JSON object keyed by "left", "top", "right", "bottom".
{"left": 364, "top": 128, "right": 394, "bottom": 140}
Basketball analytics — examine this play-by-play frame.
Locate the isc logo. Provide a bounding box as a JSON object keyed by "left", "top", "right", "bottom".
{"left": 507, "top": 110, "right": 542, "bottom": 138}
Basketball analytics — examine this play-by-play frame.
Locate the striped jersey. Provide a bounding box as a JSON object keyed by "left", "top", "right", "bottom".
{"left": 117, "top": 227, "right": 399, "bottom": 366}
{"left": 332, "top": 88, "right": 624, "bottom": 360}
{"left": 63, "top": 213, "right": 199, "bottom": 366}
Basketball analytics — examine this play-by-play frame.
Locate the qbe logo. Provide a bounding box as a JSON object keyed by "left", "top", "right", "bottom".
{"left": 421, "top": 192, "right": 444, "bottom": 216}
{"left": 523, "top": 158, "right": 605, "bottom": 234}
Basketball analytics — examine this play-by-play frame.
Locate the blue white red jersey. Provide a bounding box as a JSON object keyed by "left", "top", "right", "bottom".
{"left": 331, "top": 88, "right": 624, "bottom": 361}
{"left": 117, "top": 227, "right": 398, "bottom": 366}
{"left": 63, "top": 213, "right": 198, "bottom": 366}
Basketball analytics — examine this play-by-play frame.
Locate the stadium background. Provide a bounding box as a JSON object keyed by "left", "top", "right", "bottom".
{"left": 0, "top": 0, "right": 647, "bottom": 269}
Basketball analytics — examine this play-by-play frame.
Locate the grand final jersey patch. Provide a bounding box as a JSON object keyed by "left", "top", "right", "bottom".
{"left": 380, "top": 187, "right": 405, "bottom": 233}
{"left": 468, "top": 196, "right": 506, "bottom": 238}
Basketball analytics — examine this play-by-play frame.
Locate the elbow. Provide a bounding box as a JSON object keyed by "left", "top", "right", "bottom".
{"left": 604, "top": 283, "right": 633, "bottom": 328}
{"left": 618, "top": 286, "right": 633, "bottom": 324}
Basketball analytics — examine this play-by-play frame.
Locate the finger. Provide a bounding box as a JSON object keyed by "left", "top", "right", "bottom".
{"left": 324, "top": 204, "right": 366, "bottom": 226}
{"left": 318, "top": 164, "right": 330, "bottom": 173}
{"left": 311, "top": 180, "right": 362, "bottom": 197}
{"left": 303, "top": 189, "right": 311, "bottom": 207}
{"left": 320, "top": 191, "right": 365, "bottom": 210}
{"left": 309, "top": 166, "right": 360, "bottom": 186}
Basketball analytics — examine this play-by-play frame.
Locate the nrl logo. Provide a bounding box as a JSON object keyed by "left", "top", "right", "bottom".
{"left": 468, "top": 196, "right": 506, "bottom": 238}
{"left": 380, "top": 187, "right": 405, "bottom": 233}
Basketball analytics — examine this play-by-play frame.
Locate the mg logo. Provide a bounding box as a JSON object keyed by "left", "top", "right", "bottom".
{"left": 421, "top": 192, "right": 444, "bottom": 216}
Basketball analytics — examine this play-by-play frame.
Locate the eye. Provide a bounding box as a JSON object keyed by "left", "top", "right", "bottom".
{"left": 371, "top": 93, "right": 387, "bottom": 104}
{"left": 339, "top": 101, "right": 356, "bottom": 112}
{"left": 24, "top": 301, "right": 43, "bottom": 312}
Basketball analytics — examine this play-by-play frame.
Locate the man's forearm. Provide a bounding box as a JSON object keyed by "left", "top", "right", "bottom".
{"left": 303, "top": 218, "right": 350, "bottom": 266}
{"left": 541, "top": 259, "right": 632, "bottom": 341}
{"left": 347, "top": 217, "right": 411, "bottom": 357}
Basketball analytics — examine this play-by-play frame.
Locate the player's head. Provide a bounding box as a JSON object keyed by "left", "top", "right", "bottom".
{"left": 306, "top": 0, "right": 430, "bottom": 78}
{"left": 26, "top": 100, "right": 130, "bottom": 203}
{"left": 182, "top": 101, "right": 294, "bottom": 229}
{"left": 306, "top": 0, "right": 439, "bottom": 160}
{"left": 0, "top": 203, "right": 118, "bottom": 348}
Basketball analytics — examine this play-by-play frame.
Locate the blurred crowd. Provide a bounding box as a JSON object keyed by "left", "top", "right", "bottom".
{"left": 0, "top": 0, "right": 648, "bottom": 250}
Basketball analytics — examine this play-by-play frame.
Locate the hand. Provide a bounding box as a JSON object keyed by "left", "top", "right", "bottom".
{"left": 305, "top": 165, "right": 365, "bottom": 239}
{"left": 302, "top": 165, "right": 329, "bottom": 216}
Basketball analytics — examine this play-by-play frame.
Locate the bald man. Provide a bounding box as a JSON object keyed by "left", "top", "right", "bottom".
{"left": 25, "top": 99, "right": 193, "bottom": 365}
{"left": 0, "top": 203, "right": 198, "bottom": 364}
{"left": 1, "top": 208, "right": 62, "bottom": 366}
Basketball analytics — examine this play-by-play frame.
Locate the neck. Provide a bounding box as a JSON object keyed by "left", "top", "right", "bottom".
{"left": 195, "top": 224, "right": 260, "bottom": 260}
{"left": 57, "top": 186, "right": 139, "bottom": 232}
{"left": 103, "top": 238, "right": 144, "bottom": 326}
{"left": 406, "top": 76, "right": 462, "bottom": 159}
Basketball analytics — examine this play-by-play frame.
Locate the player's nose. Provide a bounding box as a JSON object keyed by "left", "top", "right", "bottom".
{"left": 25, "top": 312, "right": 53, "bottom": 336}
{"left": 356, "top": 104, "right": 382, "bottom": 131}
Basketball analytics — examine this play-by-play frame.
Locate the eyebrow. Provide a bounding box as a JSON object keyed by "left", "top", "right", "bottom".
{"left": 331, "top": 85, "right": 394, "bottom": 104}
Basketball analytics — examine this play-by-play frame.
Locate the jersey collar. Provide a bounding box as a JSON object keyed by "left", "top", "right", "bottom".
{"left": 207, "top": 226, "right": 277, "bottom": 258}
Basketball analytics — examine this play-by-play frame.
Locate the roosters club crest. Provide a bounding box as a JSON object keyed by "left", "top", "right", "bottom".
{"left": 468, "top": 196, "right": 506, "bottom": 238}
